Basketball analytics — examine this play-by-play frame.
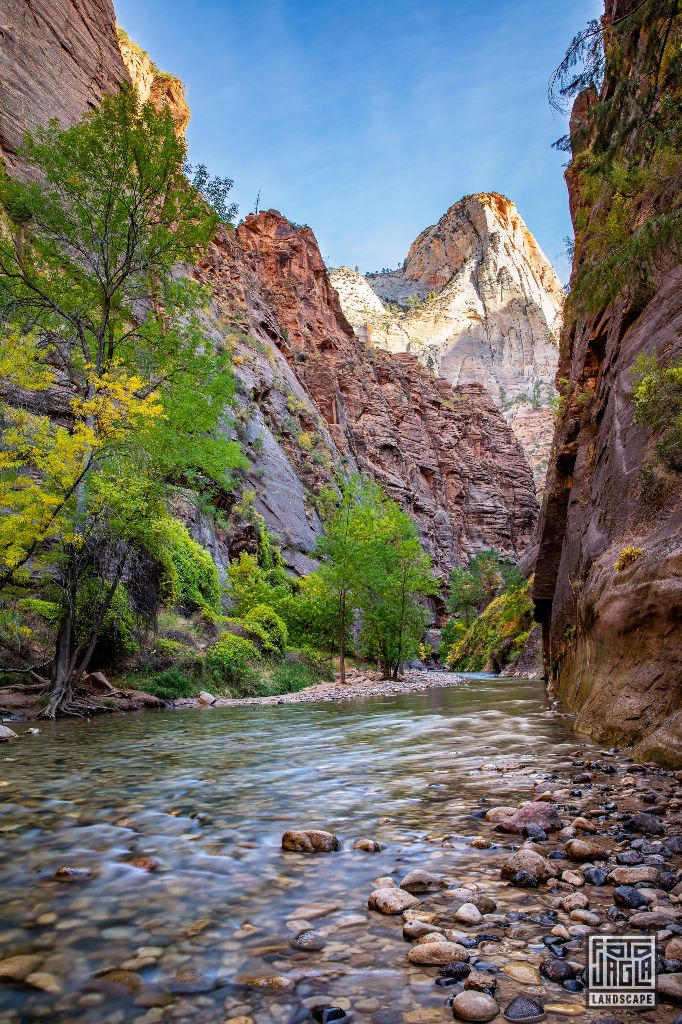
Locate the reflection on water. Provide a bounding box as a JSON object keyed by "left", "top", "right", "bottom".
{"left": 0, "top": 676, "right": 594, "bottom": 1023}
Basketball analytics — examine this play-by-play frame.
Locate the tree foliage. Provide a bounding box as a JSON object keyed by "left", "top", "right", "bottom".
{"left": 0, "top": 87, "right": 243, "bottom": 713}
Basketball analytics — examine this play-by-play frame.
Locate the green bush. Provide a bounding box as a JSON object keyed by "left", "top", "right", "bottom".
{"left": 151, "top": 637, "right": 196, "bottom": 667}
{"left": 129, "top": 667, "right": 196, "bottom": 700}
{"left": 631, "top": 353, "right": 682, "bottom": 469}
{"left": 156, "top": 518, "right": 222, "bottom": 614}
{"left": 265, "top": 660, "right": 321, "bottom": 695}
{"left": 438, "top": 618, "right": 467, "bottom": 660}
{"left": 446, "top": 582, "right": 534, "bottom": 673}
{"left": 243, "top": 604, "right": 288, "bottom": 653}
{"left": 205, "top": 633, "right": 261, "bottom": 696}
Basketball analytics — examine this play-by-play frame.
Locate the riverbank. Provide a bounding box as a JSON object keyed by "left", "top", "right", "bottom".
{"left": 0, "top": 667, "right": 465, "bottom": 725}
{"left": 179, "top": 667, "right": 468, "bottom": 707}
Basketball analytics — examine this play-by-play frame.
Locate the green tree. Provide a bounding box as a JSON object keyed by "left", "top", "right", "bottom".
{"left": 0, "top": 87, "right": 243, "bottom": 714}
{"left": 445, "top": 566, "right": 480, "bottom": 626}
{"left": 316, "top": 476, "right": 437, "bottom": 681}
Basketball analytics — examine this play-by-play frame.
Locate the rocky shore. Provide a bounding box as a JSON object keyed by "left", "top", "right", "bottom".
{"left": 266, "top": 752, "right": 682, "bottom": 1023}
{"left": 181, "top": 668, "right": 468, "bottom": 709}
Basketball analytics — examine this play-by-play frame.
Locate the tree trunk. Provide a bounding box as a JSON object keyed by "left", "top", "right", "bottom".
{"left": 45, "top": 602, "right": 76, "bottom": 717}
{"left": 339, "top": 588, "right": 346, "bottom": 684}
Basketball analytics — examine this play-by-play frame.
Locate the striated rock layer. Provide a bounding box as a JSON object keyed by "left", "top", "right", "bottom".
{"left": 330, "top": 194, "right": 564, "bottom": 491}
{"left": 0, "top": 0, "right": 128, "bottom": 168}
{"left": 532, "top": 0, "right": 682, "bottom": 766}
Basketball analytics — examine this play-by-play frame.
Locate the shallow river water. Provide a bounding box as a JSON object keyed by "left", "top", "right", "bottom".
{"left": 0, "top": 676, "right": 636, "bottom": 1023}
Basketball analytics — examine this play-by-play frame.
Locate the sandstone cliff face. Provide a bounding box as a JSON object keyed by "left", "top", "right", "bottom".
{"left": 532, "top": 2, "right": 682, "bottom": 765}
{"left": 330, "top": 194, "right": 564, "bottom": 491}
{"left": 229, "top": 212, "right": 538, "bottom": 577}
{"left": 117, "top": 29, "right": 190, "bottom": 137}
{"left": 0, "top": 0, "right": 128, "bottom": 168}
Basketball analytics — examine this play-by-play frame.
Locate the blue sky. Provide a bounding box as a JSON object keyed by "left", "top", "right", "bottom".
{"left": 115, "top": 0, "right": 602, "bottom": 281}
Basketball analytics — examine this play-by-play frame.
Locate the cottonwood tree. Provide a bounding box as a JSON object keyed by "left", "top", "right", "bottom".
{"left": 316, "top": 476, "right": 437, "bottom": 681}
{"left": 0, "top": 87, "right": 243, "bottom": 715}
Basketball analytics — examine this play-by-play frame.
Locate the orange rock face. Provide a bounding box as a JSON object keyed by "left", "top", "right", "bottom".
{"left": 229, "top": 211, "right": 538, "bottom": 574}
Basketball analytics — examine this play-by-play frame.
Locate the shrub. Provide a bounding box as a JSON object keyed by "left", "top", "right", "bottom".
{"left": 151, "top": 637, "right": 196, "bottom": 668}
{"left": 631, "top": 353, "right": 682, "bottom": 469}
{"left": 156, "top": 518, "right": 221, "bottom": 614}
{"left": 446, "top": 582, "right": 534, "bottom": 673}
{"left": 614, "top": 545, "right": 644, "bottom": 571}
{"left": 206, "top": 632, "right": 259, "bottom": 677}
{"left": 16, "top": 597, "right": 60, "bottom": 624}
{"left": 243, "top": 604, "right": 288, "bottom": 653}
{"left": 129, "top": 667, "right": 195, "bottom": 700}
{"left": 265, "top": 660, "right": 320, "bottom": 695}
{"left": 438, "top": 618, "right": 467, "bottom": 660}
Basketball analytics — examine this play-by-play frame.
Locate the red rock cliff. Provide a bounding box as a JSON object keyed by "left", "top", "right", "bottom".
{"left": 233, "top": 211, "right": 538, "bottom": 575}
{"left": 533, "top": 2, "right": 682, "bottom": 765}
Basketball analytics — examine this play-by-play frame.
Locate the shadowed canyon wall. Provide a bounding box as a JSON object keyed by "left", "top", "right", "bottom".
{"left": 532, "top": 0, "right": 682, "bottom": 765}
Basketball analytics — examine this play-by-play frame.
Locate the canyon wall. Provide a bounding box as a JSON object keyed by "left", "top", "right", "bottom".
{"left": 532, "top": 0, "right": 682, "bottom": 765}
{"left": 0, "top": 1, "right": 538, "bottom": 581}
{"left": 0, "top": 0, "right": 128, "bottom": 168}
{"left": 330, "top": 194, "right": 564, "bottom": 490}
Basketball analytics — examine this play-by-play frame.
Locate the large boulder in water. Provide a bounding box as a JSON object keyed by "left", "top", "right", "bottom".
{"left": 486, "top": 801, "right": 562, "bottom": 834}
{"left": 282, "top": 829, "right": 339, "bottom": 853}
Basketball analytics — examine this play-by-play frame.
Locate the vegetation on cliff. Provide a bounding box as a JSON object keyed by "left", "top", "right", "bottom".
{"left": 441, "top": 550, "right": 531, "bottom": 673}
{"left": 551, "top": 0, "right": 681, "bottom": 317}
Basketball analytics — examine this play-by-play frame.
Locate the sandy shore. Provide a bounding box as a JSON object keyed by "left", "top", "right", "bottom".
{"left": 176, "top": 668, "right": 467, "bottom": 708}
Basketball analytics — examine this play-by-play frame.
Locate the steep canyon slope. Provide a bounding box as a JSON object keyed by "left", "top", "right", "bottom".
{"left": 533, "top": 0, "right": 682, "bottom": 765}
{"left": 330, "top": 194, "right": 564, "bottom": 490}
{"left": 0, "top": 0, "right": 538, "bottom": 581}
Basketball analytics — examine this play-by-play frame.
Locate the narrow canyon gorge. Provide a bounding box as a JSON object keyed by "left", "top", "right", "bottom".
{"left": 0, "top": 2, "right": 681, "bottom": 1022}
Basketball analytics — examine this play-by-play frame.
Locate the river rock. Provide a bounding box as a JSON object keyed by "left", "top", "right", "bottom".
{"left": 470, "top": 895, "right": 497, "bottom": 914}
{"left": 455, "top": 903, "right": 483, "bottom": 926}
{"left": 25, "top": 971, "right": 61, "bottom": 993}
{"left": 623, "top": 813, "right": 664, "bottom": 835}
{"left": 404, "top": 919, "right": 443, "bottom": 940}
{"left": 242, "top": 974, "right": 294, "bottom": 990}
{"left": 0, "top": 725, "right": 18, "bottom": 742}
{"left": 658, "top": 973, "right": 682, "bottom": 1003}
{"left": 501, "top": 962, "right": 542, "bottom": 985}
{"left": 282, "top": 830, "right": 339, "bottom": 852}
{"left": 451, "top": 990, "right": 500, "bottom": 1021}
{"left": 368, "top": 887, "right": 421, "bottom": 914}
{"left": 666, "top": 938, "right": 682, "bottom": 961}
{"left": 501, "top": 849, "right": 557, "bottom": 886}
{"left": 539, "top": 958, "right": 575, "bottom": 982}
{"left": 564, "top": 838, "right": 611, "bottom": 861}
{"left": 54, "top": 865, "right": 93, "bottom": 880}
{"left": 353, "top": 839, "right": 382, "bottom": 852}
{"left": 503, "top": 996, "right": 546, "bottom": 1022}
{"left": 198, "top": 690, "right": 216, "bottom": 705}
{"left": 127, "top": 856, "right": 160, "bottom": 872}
{"left": 613, "top": 885, "right": 649, "bottom": 909}
{"left": 407, "top": 941, "right": 469, "bottom": 965}
{"left": 0, "top": 955, "right": 44, "bottom": 981}
{"left": 608, "top": 865, "right": 659, "bottom": 885}
{"left": 628, "top": 910, "right": 681, "bottom": 930}
{"left": 559, "top": 891, "right": 589, "bottom": 912}
{"left": 291, "top": 929, "right": 326, "bottom": 951}
{"left": 465, "top": 971, "right": 497, "bottom": 993}
{"left": 487, "top": 803, "right": 562, "bottom": 834}
{"left": 400, "top": 869, "right": 444, "bottom": 893}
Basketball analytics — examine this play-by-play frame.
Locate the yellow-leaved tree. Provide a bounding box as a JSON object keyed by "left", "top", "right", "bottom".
{"left": 0, "top": 87, "right": 244, "bottom": 714}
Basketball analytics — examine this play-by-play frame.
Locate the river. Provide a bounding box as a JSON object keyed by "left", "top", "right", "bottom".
{"left": 0, "top": 675, "right": 662, "bottom": 1023}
